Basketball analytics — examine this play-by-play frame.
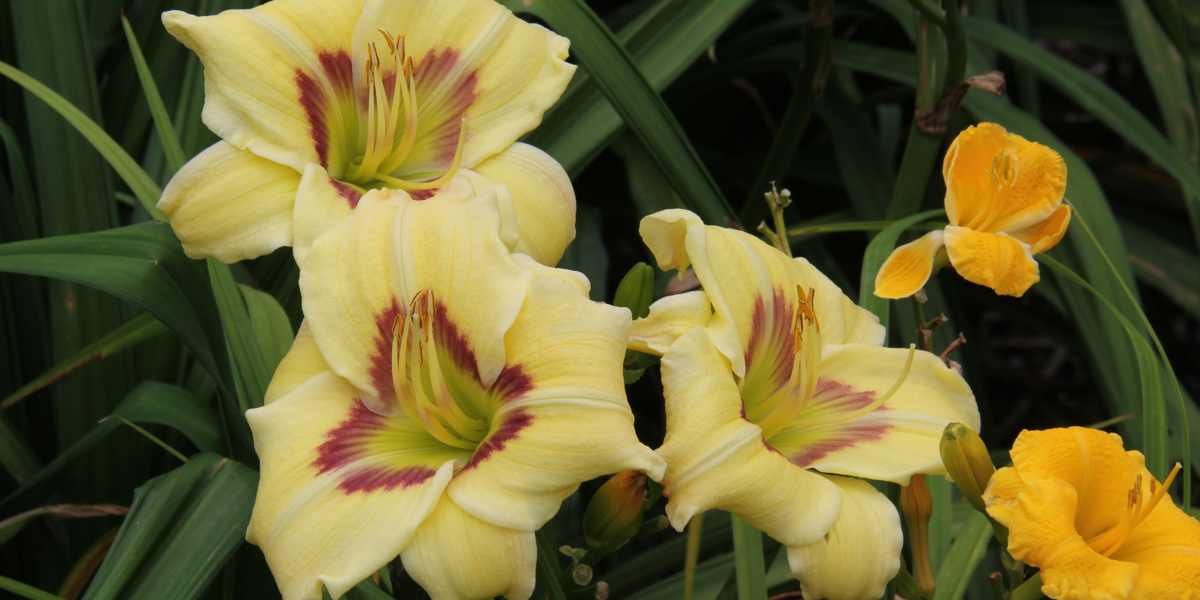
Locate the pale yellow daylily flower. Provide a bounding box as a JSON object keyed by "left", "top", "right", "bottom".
{"left": 246, "top": 178, "right": 665, "bottom": 600}
{"left": 638, "top": 210, "right": 980, "bottom": 600}
{"left": 984, "top": 427, "right": 1200, "bottom": 600}
{"left": 159, "top": 0, "right": 576, "bottom": 267}
{"left": 875, "top": 122, "right": 1070, "bottom": 298}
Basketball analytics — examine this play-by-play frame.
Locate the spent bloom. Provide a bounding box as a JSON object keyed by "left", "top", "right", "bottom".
{"left": 875, "top": 122, "right": 1070, "bottom": 298}
{"left": 160, "top": 0, "right": 576, "bottom": 266}
{"left": 631, "top": 209, "right": 980, "bottom": 600}
{"left": 984, "top": 427, "right": 1200, "bottom": 599}
{"left": 246, "top": 179, "right": 664, "bottom": 600}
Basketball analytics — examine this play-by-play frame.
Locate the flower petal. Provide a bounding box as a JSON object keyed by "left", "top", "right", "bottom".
{"left": 943, "top": 122, "right": 1013, "bottom": 229}
{"left": 301, "top": 179, "right": 531, "bottom": 411}
{"left": 354, "top": 0, "right": 574, "bottom": 177}
{"left": 299, "top": 198, "right": 405, "bottom": 413}
{"left": 264, "top": 321, "right": 329, "bottom": 405}
{"left": 163, "top": 1, "right": 363, "bottom": 172}
{"left": 390, "top": 179, "right": 532, "bottom": 386}
{"left": 1115, "top": 488, "right": 1200, "bottom": 598}
{"left": 158, "top": 141, "right": 300, "bottom": 262}
{"left": 985, "top": 136, "right": 1068, "bottom": 233}
{"left": 467, "top": 143, "right": 575, "bottom": 266}
{"left": 769, "top": 343, "right": 979, "bottom": 484}
{"left": 657, "top": 328, "right": 842, "bottom": 548}
{"left": 943, "top": 123, "right": 1067, "bottom": 233}
{"left": 1002, "top": 477, "right": 1140, "bottom": 600}
{"left": 400, "top": 497, "right": 536, "bottom": 600}
{"left": 447, "top": 273, "right": 665, "bottom": 531}
{"left": 639, "top": 209, "right": 704, "bottom": 275}
{"left": 246, "top": 371, "right": 458, "bottom": 600}
{"left": 1010, "top": 203, "right": 1072, "bottom": 255}
{"left": 291, "top": 164, "right": 379, "bottom": 268}
{"left": 640, "top": 209, "right": 882, "bottom": 375}
{"left": 873, "top": 230, "right": 945, "bottom": 300}
{"left": 1004, "top": 427, "right": 1146, "bottom": 541}
{"left": 944, "top": 226, "right": 1040, "bottom": 297}
{"left": 982, "top": 465, "right": 1024, "bottom": 526}
{"left": 787, "top": 474, "right": 902, "bottom": 600}
{"left": 629, "top": 291, "right": 712, "bottom": 356}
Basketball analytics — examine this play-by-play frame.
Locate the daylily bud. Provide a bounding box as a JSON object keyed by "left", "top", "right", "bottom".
{"left": 940, "top": 422, "right": 995, "bottom": 514}
{"left": 613, "top": 262, "right": 655, "bottom": 320}
{"left": 583, "top": 471, "right": 647, "bottom": 548}
{"left": 901, "top": 474, "right": 936, "bottom": 599}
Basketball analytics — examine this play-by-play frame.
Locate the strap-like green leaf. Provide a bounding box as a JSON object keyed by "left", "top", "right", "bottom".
{"left": 81, "top": 453, "right": 257, "bottom": 600}
{"left": 523, "top": 0, "right": 756, "bottom": 180}
{"left": 0, "top": 60, "right": 165, "bottom": 220}
{"left": 1, "top": 313, "right": 167, "bottom": 411}
{"left": 930, "top": 510, "right": 991, "bottom": 600}
{"left": 0, "top": 223, "right": 229, "bottom": 395}
{"left": 111, "top": 382, "right": 222, "bottom": 454}
{"left": 515, "top": 0, "right": 735, "bottom": 225}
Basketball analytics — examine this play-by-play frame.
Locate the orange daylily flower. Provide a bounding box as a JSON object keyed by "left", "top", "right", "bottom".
{"left": 983, "top": 427, "right": 1200, "bottom": 599}
{"left": 874, "top": 122, "right": 1070, "bottom": 298}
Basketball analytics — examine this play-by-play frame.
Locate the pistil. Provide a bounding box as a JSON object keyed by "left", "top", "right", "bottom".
{"left": 392, "top": 290, "right": 487, "bottom": 449}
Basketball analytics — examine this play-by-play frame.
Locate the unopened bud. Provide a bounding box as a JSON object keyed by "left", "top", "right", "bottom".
{"left": 583, "top": 471, "right": 647, "bottom": 547}
{"left": 940, "top": 423, "right": 996, "bottom": 514}
{"left": 613, "top": 263, "right": 654, "bottom": 320}
{"left": 901, "top": 474, "right": 936, "bottom": 598}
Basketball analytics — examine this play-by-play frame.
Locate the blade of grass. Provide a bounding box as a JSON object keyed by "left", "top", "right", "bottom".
{"left": 9, "top": 0, "right": 138, "bottom": 544}
{"left": 515, "top": 0, "right": 735, "bottom": 225}
{"left": 1120, "top": 220, "right": 1200, "bottom": 321}
{"left": 2, "top": 313, "right": 167, "bottom": 410}
{"left": 930, "top": 511, "right": 991, "bottom": 600}
{"left": 106, "top": 382, "right": 222, "bottom": 454}
{"left": 1042, "top": 254, "right": 1168, "bottom": 477}
{"left": 1116, "top": 0, "right": 1200, "bottom": 254}
{"left": 1061, "top": 208, "right": 1187, "bottom": 490}
{"left": 817, "top": 85, "right": 897, "bottom": 220}
{"left": 121, "top": 14, "right": 186, "bottom": 175}
{"left": 0, "top": 415, "right": 41, "bottom": 485}
{"left": 101, "top": 417, "right": 189, "bottom": 464}
{"left": 0, "top": 223, "right": 231, "bottom": 397}
{"left": 80, "top": 454, "right": 256, "bottom": 600}
{"left": 521, "top": 0, "right": 758, "bottom": 178}
{"left": 239, "top": 284, "right": 294, "bottom": 374}
{"left": 729, "top": 516, "right": 767, "bottom": 600}
{"left": 0, "top": 61, "right": 164, "bottom": 219}
{"left": 534, "top": 526, "right": 568, "bottom": 600}
{"left": 0, "top": 576, "right": 64, "bottom": 600}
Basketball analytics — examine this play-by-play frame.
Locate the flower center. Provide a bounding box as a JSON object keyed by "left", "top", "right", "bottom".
{"left": 1085, "top": 462, "right": 1182, "bottom": 557}
{"left": 972, "top": 149, "right": 1019, "bottom": 231}
{"left": 742, "top": 286, "right": 916, "bottom": 441}
{"left": 344, "top": 31, "right": 467, "bottom": 191}
{"left": 391, "top": 290, "right": 488, "bottom": 450}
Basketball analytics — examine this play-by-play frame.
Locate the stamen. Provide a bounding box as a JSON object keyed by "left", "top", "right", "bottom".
{"left": 1086, "top": 462, "right": 1182, "bottom": 557}
{"left": 391, "top": 291, "right": 487, "bottom": 450}
{"left": 748, "top": 287, "right": 825, "bottom": 440}
{"left": 375, "top": 117, "right": 468, "bottom": 191}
